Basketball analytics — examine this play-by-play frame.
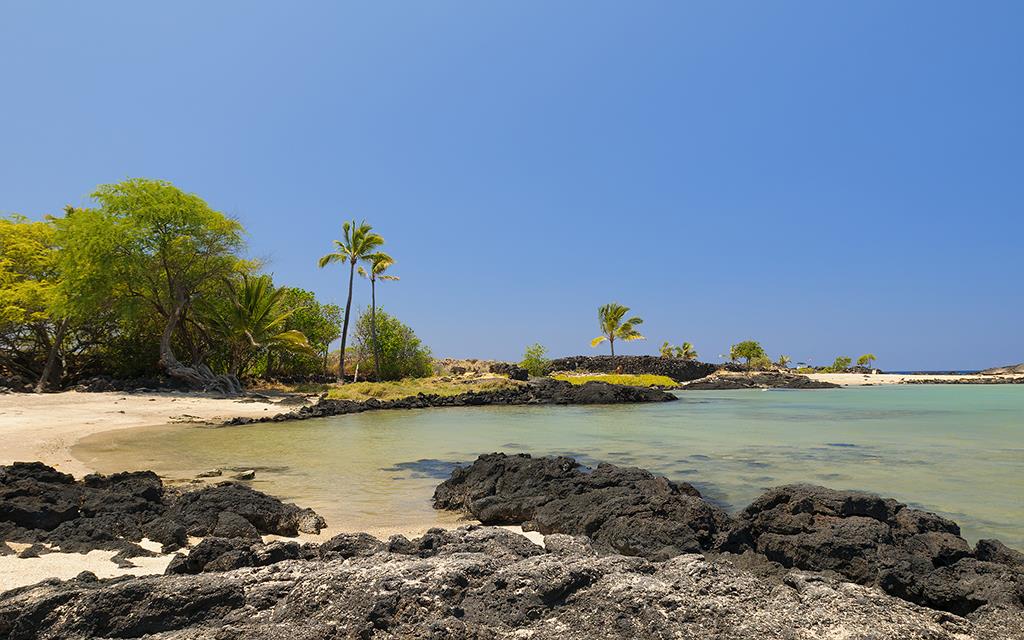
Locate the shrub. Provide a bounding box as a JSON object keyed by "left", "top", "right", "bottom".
{"left": 748, "top": 355, "right": 773, "bottom": 370}
{"left": 352, "top": 308, "right": 432, "bottom": 380}
{"left": 826, "top": 356, "right": 852, "bottom": 373}
{"left": 519, "top": 343, "right": 551, "bottom": 377}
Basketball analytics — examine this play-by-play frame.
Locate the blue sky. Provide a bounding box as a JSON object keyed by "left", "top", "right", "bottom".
{"left": 2, "top": 2, "right": 1021, "bottom": 369}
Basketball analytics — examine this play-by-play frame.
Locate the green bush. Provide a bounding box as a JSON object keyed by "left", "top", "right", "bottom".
{"left": 519, "top": 343, "right": 551, "bottom": 377}
{"left": 826, "top": 356, "right": 852, "bottom": 373}
{"left": 748, "top": 355, "right": 772, "bottom": 370}
{"left": 352, "top": 308, "right": 432, "bottom": 380}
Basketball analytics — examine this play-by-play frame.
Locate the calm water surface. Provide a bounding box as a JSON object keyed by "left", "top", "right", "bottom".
{"left": 74, "top": 385, "right": 1024, "bottom": 546}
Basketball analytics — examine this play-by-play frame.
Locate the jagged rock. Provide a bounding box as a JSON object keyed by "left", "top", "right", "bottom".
{"left": 16, "top": 543, "right": 47, "bottom": 559}
{"left": 2, "top": 526, "right": 1019, "bottom": 639}
{"left": 196, "top": 469, "right": 222, "bottom": 478}
{"left": 162, "top": 482, "right": 326, "bottom": 537}
{"left": 725, "top": 483, "right": 1024, "bottom": 615}
{"left": 976, "top": 539, "right": 1024, "bottom": 567}
{"left": 0, "top": 463, "right": 325, "bottom": 555}
{"left": 682, "top": 371, "right": 840, "bottom": 390}
{"left": 316, "top": 532, "right": 385, "bottom": 560}
{"left": 549, "top": 355, "right": 718, "bottom": 382}
{"left": 211, "top": 511, "right": 261, "bottom": 540}
{"left": 229, "top": 378, "right": 676, "bottom": 424}
{"left": 231, "top": 469, "right": 255, "bottom": 480}
{"left": 488, "top": 362, "right": 529, "bottom": 380}
{"left": 434, "top": 453, "right": 730, "bottom": 560}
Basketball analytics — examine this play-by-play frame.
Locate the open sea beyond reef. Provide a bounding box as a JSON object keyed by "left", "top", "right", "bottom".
{"left": 74, "top": 385, "right": 1024, "bottom": 547}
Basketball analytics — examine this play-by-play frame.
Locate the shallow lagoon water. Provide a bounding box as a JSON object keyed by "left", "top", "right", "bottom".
{"left": 74, "top": 385, "right": 1024, "bottom": 546}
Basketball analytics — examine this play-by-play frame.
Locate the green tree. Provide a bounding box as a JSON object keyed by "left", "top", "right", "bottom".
{"left": 591, "top": 303, "right": 644, "bottom": 357}
{"left": 0, "top": 215, "right": 67, "bottom": 390}
{"left": 201, "top": 274, "right": 313, "bottom": 377}
{"left": 352, "top": 308, "right": 431, "bottom": 380}
{"left": 857, "top": 353, "right": 877, "bottom": 369}
{"left": 358, "top": 252, "right": 398, "bottom": 381}
{"left": 270, "top": 287, "right": 342, "bottom": 376}
{"left": 318, "top": 220, "right": 384, "bottom": 382}
{"left": 776, "top": 354, "right": 791, "bottom": 368}
{"left": 54, "top": 179, "right": 245, "bottom": 392}
{"left": 520, "top": 343, "right": 550, "bottom": 377}
{"left": 828, "top": 356, "right": 852, "bottom": 372}
{"left": 749, "top": 355, "right": 772, "bottom": 370}
{"left": 729, "top": 340, "right": 766, "bottom": 365}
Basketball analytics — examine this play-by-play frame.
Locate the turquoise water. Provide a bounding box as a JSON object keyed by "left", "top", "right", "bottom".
{"left": 74, "top": 385, "right": 1024, "bottom": 547}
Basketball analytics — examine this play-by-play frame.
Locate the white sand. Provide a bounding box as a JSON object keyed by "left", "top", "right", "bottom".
{"left": 0, "top": 539, "right": 176, "bottom": 591}
{"left": 0, "top": 390, "right": 304, "bottom": 478}
{"left": 805, "top": 372, "right": 1024, "bottom": 386}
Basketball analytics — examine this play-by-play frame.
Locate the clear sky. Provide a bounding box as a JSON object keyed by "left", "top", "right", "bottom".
{"left": 2, "top": 2, "right": 1021, "bottom": 370}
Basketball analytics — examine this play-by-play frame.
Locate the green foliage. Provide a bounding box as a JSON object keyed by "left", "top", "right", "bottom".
{"left": 352, "top": 308, "right": 431, "bottom": 380}
{"left": 748, "top": 355, "right": 773, "bottom": 370}
{"left": 201, "top": 274, "right": 313, "bottom": 377}
{"left": 857, "top": 353, "right": 877, "bottom": 368}
{"left": 519, "top": 343, "right": 550, "bottom": 377}
{"left": 729, "top": 340, "right": 766, "bottom": 364}
{"left": 591, "top": 303, "right": 644, "bottom": 356}
{"left": 826, "top": 356, "right": 853, "bottom": 372}
{"left": 551, "top": 373, "right": 677, "bottom": 387}
{"left": 268, "top": 287, "right": 342, "bottom": 376}
{"left": 660, "top": 341, "right": 698, "bottom": 360}
{"left": 776, "top": 355, "right": 791, "bottom": 368}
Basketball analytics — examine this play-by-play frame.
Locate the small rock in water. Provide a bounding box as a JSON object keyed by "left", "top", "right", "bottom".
{"left": 232, "top": 469, "right": 255, "bottom": 480}
{"left": 196, "top": 468, "right": 223, "bottom": 478}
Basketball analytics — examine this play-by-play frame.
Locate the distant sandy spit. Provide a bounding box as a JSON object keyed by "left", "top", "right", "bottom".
{"left": 0, "top": 391, "right": 305, "bottom": 478}
{"left": 805, "top": 372, "right": 1024, "bottom": 386}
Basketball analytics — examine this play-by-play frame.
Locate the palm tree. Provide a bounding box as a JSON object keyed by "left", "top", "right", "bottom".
{"left": 678, "top": 341, "right": 698, "bottom": 360}
{"left": 318, "top": 220, "right": 384, "bottom": 382}
{"left": 777, "top": 354, "right": 792, "bottom": 368}
{"left": 204, "top": 274, "right": 313, "bottom": 377}
{"left": 358, "top": 252, "right": 399, "bottom": 381}
{"left": 591, "top": 303, "right": 644, "bottom": 357}
{"left": 857, "top": 353, "right": 877, "bottom": 369}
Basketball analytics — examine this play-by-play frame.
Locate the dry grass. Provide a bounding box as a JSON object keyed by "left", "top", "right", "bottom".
{"left": 324, "top": 376, "right": 524, "bottom": 402}
{"left": 550, "top": 373, "right": 678, "bottom": 387}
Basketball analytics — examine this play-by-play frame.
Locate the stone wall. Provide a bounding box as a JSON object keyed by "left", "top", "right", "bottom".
{"left": 547, "top": 355, "right": 718, "bottom": 382}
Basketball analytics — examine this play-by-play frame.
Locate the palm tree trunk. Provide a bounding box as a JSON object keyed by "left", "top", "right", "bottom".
{"left": 35, "top": 318, "right": 68, "bottom": 393}
{"left": 337, "top": 259, "right": 356, "bottom": 383}
{"left": 370, "top": 278, "right": 381, "bottom": 381}
{"left": 610, "top": 338, "right": 615, "bottom": 358}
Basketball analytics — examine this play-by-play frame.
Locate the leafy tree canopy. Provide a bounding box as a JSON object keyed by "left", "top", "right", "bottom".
{"left": 730, "top": 340, "right": 766, "bottom": 364}
{"left": 352, "top": 307, "right": 431, "bottom": 380}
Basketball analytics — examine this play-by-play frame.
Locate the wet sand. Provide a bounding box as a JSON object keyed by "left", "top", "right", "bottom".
{"left": 0, "top": 391, "right": 306, "bottom": 477}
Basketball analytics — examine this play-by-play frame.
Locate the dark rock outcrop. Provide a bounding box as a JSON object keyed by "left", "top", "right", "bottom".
{"left": 682, "top": 371, "right": 840, "bottom": 390}
{"left": 435, "top": 454, "right": 1024, "bottom": 617}
{"left": 548, "top": 354, "right": 718, "bottom": 382}
{"left": 434, "top": 453, "right": 730, "bottom": 560}
{"left": 227, "top": 378, "right": 676, "bottom": 425}
{"left": 488, "top": 362, "right": 529, "bottom": 380}
{"left": 721, "top": 484, "right": 1024, "bottom": 615}
{"left": 1, "top": 526, "right": 1019, "bottom": 639}
{"left": 0, "top": 462, "right": 326, "bottom": 557}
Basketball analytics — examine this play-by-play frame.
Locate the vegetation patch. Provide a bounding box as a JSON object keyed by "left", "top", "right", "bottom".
{"left": 324, "top": 376, "right": 524, "bottom": 402}
{"left": 551, "top": 373, "right": 678, "bottom": 388}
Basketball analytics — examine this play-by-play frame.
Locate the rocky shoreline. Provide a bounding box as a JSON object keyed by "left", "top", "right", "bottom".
{"left": 680, "top": 370, "right": 841, "bottom": 390}
{"left": 1, "top": 457, "right": 1023, "bottom": 638}
{"left": 225, "top": 378, "right": 676, "bottom": 425}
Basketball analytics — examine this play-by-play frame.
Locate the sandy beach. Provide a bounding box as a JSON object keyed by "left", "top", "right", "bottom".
{"left": 806, "top": 372, "right": 1024, "bottom": 386}
{"left": 0, "top": 391, "right": 304, "bottom": 478}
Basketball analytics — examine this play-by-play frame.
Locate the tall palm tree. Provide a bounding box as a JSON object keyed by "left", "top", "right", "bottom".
{"left": 318, "top": 220, "right": 384, "bottom": 382}
{"left": 358, "top": 252, "right": 399, "bottom": 381}
{"left": 204, "top": 274, "right": 313, "bottom": 377}
{"left": 591, "top": 303, "right": 644, "bottom": 357}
